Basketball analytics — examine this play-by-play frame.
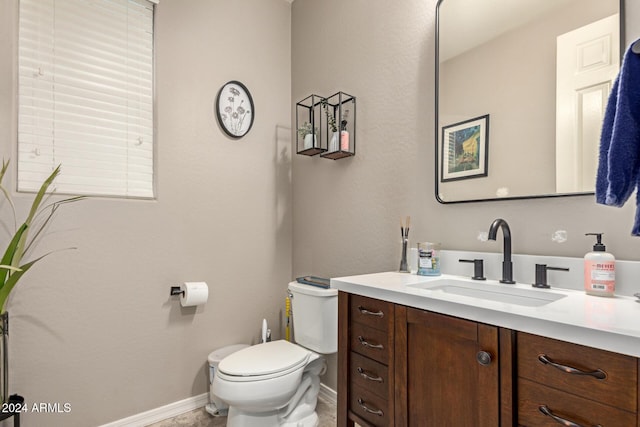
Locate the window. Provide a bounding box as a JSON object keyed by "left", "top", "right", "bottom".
{"left": 18, "top": 0, "right": 156, "bottom": 198}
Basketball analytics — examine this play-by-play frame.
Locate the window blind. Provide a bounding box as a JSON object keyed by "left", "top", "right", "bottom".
{"left": 18, "top": 0, "right": 155, "bottom": 198}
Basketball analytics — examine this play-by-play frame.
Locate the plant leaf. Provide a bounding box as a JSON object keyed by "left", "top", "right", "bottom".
{"left": 0, "top": 185, "right": 17, "bottom": 232}
{"left": 0, "top": 224, "right": 28, "bottom": 288}
{"left": 0, "top": 159, "right": 9, "bottom": 185}
{"left": 26, "top": 165, "right": 61, "bottom": 225}
{"left": 0, "top": 159, "right": 17, "bottom": 231}
{"left": 0, "top": 161, "right": 83, "bottom": 313}
{"left": 24, "top": 196, "right": 85, "bottom": 256}
{"left": 0, "top": 256, "right": 43, "bottom": 314}
{"left": 12, "top": 166, "right": 61, "bottom": 270}
{"left": 0, "top": 248, "right": 74, "bottom": 314}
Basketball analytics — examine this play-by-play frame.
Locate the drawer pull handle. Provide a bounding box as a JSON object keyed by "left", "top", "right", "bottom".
{"left": 538, "top": 354, "right": 607, "bottom": 380}
{"left": 538, "top": 405, "right": 602, "bottom": 427}
{"left": 357, "top": 367, "right": 383, "bottom": 382}
{"left": 357, "top": 398, "right": 384, "bottom": 417}
{"left": 358, "top": 306, "right": 384, "bottom": 317}
{"left": 358, "top": 336, "right": 384, "bottom": 350}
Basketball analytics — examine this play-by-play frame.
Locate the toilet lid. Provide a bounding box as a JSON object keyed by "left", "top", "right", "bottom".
{"left": 218, "top": 340, "right": 311, "bottom": 377}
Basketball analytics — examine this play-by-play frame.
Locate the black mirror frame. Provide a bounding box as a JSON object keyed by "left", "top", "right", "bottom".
{"left": 434, "top": 0, "right": 626, "bottom": 204}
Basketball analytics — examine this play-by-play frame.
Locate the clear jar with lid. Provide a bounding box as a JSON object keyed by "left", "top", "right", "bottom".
{"left": 417, "top": 242, "right": 441, "bottom": 276}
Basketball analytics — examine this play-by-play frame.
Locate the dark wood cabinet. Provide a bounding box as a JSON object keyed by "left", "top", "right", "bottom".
{"left": 338, "top": 291, "right": 503, "bottom": 426}
{"left": 337, "top": 291, "right": 640, "bottom": 426}
{"left": 338, "top": 292, "right": 395, "bottom": 427}
{"left": 517, "top": 332, "right": 638, "bottom": 427}
{"left": 395, "top": 306, "right": 500, "bottom": 426}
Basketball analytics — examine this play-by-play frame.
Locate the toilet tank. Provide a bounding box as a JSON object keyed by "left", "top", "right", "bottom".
{"left": 288, "top": 281, "right": 338, "bottom": 354}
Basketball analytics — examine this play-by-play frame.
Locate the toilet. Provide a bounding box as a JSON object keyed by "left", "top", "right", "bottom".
{"left": 212, "top": 281, "right": 337, "bottom": 427}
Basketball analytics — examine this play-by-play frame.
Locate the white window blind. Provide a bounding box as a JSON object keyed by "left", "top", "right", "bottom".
{"left": 18, "top": 0, "right": 155, "bottom": 198}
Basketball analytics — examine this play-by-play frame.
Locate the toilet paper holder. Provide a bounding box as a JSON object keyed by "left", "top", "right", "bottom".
{"left": 170, "top": 286, "right": 184, "bottom": 297}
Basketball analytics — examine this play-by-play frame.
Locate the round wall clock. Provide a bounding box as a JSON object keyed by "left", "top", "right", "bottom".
{"left": 215, "top": 80, "right": 254, "bottom": 138}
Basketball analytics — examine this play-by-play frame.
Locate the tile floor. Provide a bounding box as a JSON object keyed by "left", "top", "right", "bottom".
{"left": 146, "top": 395, "right": 337, "bottom": 427}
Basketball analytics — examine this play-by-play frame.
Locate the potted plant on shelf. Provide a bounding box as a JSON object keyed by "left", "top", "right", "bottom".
{"left": 297, "top": 122, "right": 318, "bottom": 151}
{"left": 0, "top": 159, "right": 83, "bottom": 403}
{"left": 321, "top": 99, "right": 339, "bottom": 152}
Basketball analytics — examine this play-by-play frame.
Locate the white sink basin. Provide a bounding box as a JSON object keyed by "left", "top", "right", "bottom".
{"left": 407, "top": 278, "right": 566, "bottom": 307}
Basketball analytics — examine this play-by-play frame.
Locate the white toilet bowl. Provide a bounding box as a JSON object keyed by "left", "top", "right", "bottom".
{"left": 212, "top": 281, "right": 337, "bottom": 427}
{"left": 212, "top": 340, "right": 325, "bottom": 427}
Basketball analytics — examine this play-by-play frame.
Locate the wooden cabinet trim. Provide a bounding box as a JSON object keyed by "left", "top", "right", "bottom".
{"left": 394, "top": 304, "right": 408, "bottom": 426}
{"left": 337, "top": 291, "right": 353, "bottom": 427}
{"left": 477, "top": 324, "right": 500, "bottom": 426}
{"left": 499, "top": 328, "right": 516, "bottom": 427}
{"left": 406, "top": 306, "right": 478, "bottom": 341}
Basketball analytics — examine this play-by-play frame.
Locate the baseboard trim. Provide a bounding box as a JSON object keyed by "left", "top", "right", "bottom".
{"left": 319, "top": 383, "right": 337, "bottom": 405}
{"left": 98, "top": 393, "right": 209, "bottom": 427}
{"left": 99, "top": 384, "right": 335, "bottom": 426}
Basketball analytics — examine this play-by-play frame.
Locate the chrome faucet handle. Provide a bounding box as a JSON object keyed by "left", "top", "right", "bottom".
{"left": 459, "top": 259, "right": 486, "bottom": 281}
{"left": 532, "top": 264, "right": 569, "bottom": 289}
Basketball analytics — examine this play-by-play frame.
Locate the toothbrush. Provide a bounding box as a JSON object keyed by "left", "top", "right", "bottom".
{"left": 401, "top": 216, "right": 411, "bottom": 239}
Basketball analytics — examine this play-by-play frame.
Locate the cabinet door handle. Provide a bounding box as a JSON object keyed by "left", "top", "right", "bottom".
{"left": 539, "top": 405, "right": 602, "bottom": 427}
{"left": 357, "top": 398, "right": 384, "bottom": 417}
{"left": 358, "top": 336, "right": 384, "bottom": 350}
{"left": 476, "top": 350, "right": 492, "bottom": 366}
{"left": 538, "top": 354, "right": 607, "bottom": 380}
{"left": 358, "top": 306, "right": 384, "bottom": 317}
{"left": 357, "top": 367, "right": 383, "bottom": 382}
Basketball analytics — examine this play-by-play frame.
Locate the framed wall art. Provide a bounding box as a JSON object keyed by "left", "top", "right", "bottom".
{"left": 215, "top": 80, "right": 254, "bottom": 138}
{"left": 440, "top": 114, "right": 489, "bottom": 182}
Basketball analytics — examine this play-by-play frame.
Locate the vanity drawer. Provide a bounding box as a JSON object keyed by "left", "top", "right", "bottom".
{"left": 350, "top": 351, "right": 389, "bottom": 400}
{"left": 350, "top": 321, "right": 391, "bottom": 365}
{"left": 518, "top": 377, "right": 636, "bottom": 426}
{"left": 350, "top": 294, "right": 393, "bottom": 332}
{"left": 517, "top": 332, "right": 637, "bottom": 412}
{"left": 349, "top": 383, "right": 390, "bottom": 427}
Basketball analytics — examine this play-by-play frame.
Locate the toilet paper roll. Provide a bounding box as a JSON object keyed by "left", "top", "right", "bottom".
{"left": 180, "top": 282, "right": 209, "bottom": 307}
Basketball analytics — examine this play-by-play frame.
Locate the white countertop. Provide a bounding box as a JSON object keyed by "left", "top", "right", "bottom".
{"left": 331, "top": 271, "right": 640, "bottom": 358}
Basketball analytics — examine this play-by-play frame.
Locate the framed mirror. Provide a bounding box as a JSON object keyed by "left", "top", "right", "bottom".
{"left": 435, "top": 0, "right": 624, "bottom": 203}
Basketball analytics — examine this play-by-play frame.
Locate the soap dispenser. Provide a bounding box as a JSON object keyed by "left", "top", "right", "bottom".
{"left": 584, "top": 233, "right": 615, "bottom": 297}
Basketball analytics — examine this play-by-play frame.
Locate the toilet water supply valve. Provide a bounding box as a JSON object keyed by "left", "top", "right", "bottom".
{"left": 261, "top": 319, "right": 271, "bottom": 343}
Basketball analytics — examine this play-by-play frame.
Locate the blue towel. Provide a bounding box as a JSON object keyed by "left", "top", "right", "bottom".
{"left": 595, "top": 39, "right": 640, "bottom": 235}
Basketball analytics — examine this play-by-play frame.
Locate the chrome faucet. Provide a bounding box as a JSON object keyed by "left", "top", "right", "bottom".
{"left": 487, "top": 218, "right": 515, "bottom": 284}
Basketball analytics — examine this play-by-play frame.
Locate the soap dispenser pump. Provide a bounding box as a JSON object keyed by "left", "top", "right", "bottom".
{"left": 584, "top": 233, "right": 615, "bottom": 297}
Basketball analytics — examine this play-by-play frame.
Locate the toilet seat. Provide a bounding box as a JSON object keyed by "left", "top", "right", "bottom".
{"left": 217, "top": 340, "right": 311, "bottom": 382}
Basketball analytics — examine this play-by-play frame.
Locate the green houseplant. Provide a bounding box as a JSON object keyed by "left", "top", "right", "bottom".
{"left": 0, "top": 159, "right": 83, "bottom": 404}
{"left": 297, "top": 122, "right": 318, "bottom": 150}
{"left": 321, "top": 99, "right": 339, "bottom": 152}
{"left": 0, "top": 159, "right": 83, "bottom": 314}
{"left": 296, "top": 122, "right": 317, "bottom": 139}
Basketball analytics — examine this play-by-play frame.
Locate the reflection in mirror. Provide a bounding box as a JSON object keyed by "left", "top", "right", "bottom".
{"left": 435, "top": 0, "right": 623, "bottom": 203}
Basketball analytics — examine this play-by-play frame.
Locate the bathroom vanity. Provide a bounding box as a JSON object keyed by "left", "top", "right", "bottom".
{"left": 333, "top": 272, "right": 640, "bottom": 427}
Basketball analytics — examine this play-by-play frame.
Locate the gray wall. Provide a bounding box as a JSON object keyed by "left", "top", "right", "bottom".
{"left": 292, "top": 0, "right": 640, "bottom": 392}
{"left": 0, "top": 1, "right": 292, "bottom": 425}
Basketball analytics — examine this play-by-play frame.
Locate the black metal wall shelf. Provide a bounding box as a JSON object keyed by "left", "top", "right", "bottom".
{"left": 295, "top": 92, "right": 356, "bottom": 160}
